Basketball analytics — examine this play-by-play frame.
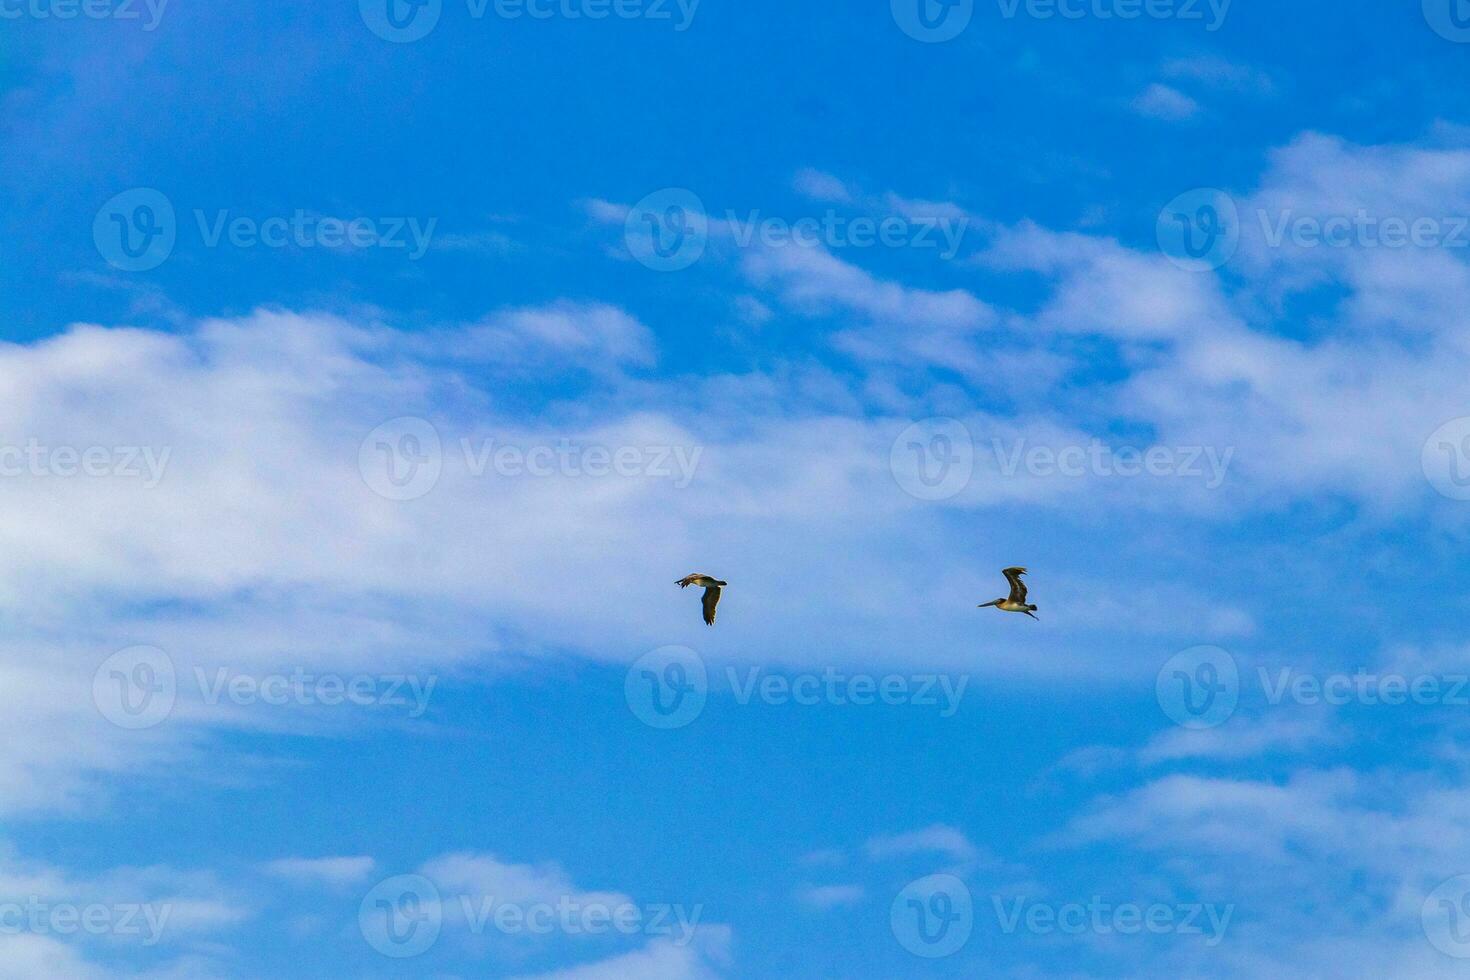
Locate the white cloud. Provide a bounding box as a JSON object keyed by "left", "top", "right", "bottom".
{"left": 419, "top": 852, "right": 631, "bottom": 919}
{"left": 742, "top": 241, "right": 992, "bottom": 328}
{"left": 0, "top": 282, "right": 1340, "bottom": 813}
{"left": 1045, "top": 760, "right": 1470, "bottom": 977}
{"left": 582, "top": 198, "right": 630, "bottom": 224}
{"left": 444, "top": 301, "right": 658, "bottom": 374}
{"left": 0, "top": 846, "right": 249, "bottom": 973}
{"left": 1139, "top": 712, "right": 1341, "bottom": 765}
{"left": 407, "top": 853, "right": 730, "bottom": 974}
{"left": 865, "top": 825, "right": 978, "bottom": 863}
{"left": 1131, "top": 83, "right": 1200, "bottom": 121}
{"left": 508, "top": 928, "right": 731, "bottom": 980}
{"left": 0, "top": 935, "right": 106, "bottom": 980}
{"left": 8, "top": 131, "right": 1470, "bottom": 827}
{"left": 792, "top": 168, "right": 854, "bottom": 204}
{"left": 1161, "top": 55, "right": 1275, "bottom": 96}
{"left": 981, "top": 220, "right": 1239, "bottom": 339}
{"left": 881, "top": 192, "right": 970, "bottom": 224}
{"left": 974, "top": 135, "right": 1470, "bottom": 513}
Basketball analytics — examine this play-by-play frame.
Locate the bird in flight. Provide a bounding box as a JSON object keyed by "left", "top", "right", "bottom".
{"left": 677, "top": 573, "right": 727, "bottom": 626}
{"left": 978, "top": 567, "right": 1039, "bottom": 620}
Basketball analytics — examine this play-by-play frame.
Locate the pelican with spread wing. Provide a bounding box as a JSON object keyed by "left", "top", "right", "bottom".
{"left": 677, "top": 573, "right": 727, "bottom": 626}
{"left": 978, "top": 567, "right": 1038, "bottom": 620}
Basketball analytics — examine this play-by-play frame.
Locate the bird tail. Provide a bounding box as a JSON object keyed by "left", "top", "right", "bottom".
{"left": 1025, "top": 607, "right": 1039, "bottom": 620}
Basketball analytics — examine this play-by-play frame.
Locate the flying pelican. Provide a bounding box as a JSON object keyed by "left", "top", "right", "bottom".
{"left": 677, "top": 574, "right": 727, "bottom": 626}
{"left": 978, "top": 567, "right": 1038, "bottom": 620}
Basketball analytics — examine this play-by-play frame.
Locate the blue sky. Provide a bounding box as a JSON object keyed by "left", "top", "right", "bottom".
{"left": 6, "top": 1, "right": 1470, "bottom": 977}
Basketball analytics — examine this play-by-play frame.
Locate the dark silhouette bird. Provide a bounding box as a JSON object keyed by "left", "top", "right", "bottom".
{"left": 677, "top": 574, "right": 727, "bottom": 626}
{"left": 978, "top": 567, "right": 1039, "bottom": 620}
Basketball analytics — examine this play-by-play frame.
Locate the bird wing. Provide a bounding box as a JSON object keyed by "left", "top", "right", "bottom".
{"left": 677, "top": 574, "right": 700, "bottom": 589}
{"left": 1002, "top": 567, "right": 1028, "bottom": 604}
{"left": 702, "top": 586, "right": 721, "bottom": 626}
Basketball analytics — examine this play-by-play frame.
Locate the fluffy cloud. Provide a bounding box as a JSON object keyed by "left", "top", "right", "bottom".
{"left": 0, "top": 847, "right": 248, "bottom": 978}
{"left": 1131, "top": 83, "right": 1201, "bottom": 121}
{"left": 865, "top": 825, "right": 979, "bottom": 863}
{"left": 741, "top": 241, "right": 992, "bottom": 328}
{"left": 508, "top": 927, "right": 731, "bottom": 980}
{"left": 419, "top": 852, "right": 632, "bottom": 922}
